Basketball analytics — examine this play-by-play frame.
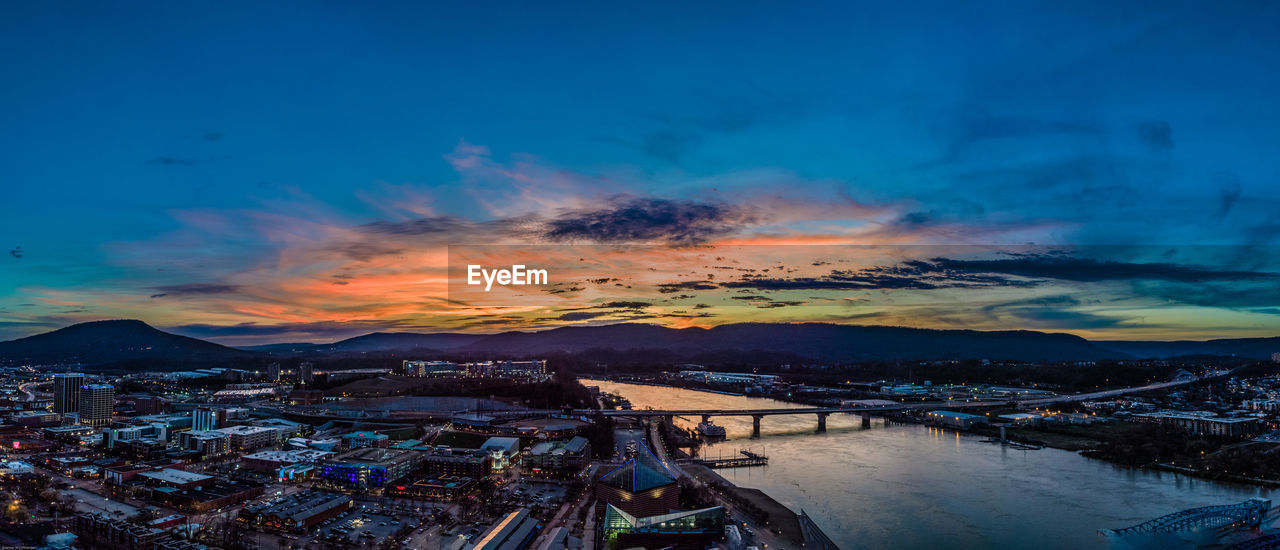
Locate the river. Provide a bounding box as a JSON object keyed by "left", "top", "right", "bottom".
{"left": 590, "top": 380, "right": 1278, "bottom": 550}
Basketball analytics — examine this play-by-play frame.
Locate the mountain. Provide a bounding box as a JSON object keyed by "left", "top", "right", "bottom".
{"left": 458, "top": 323, "right": 1121, "bottom": 362}
{"left": 7, "top": 320, "right": 1279, "bottom": 368}
{"left": 304, "top": 332, "right": 487, "bottom": 353}
{"left": 1092, "top": 338, "right": 1280, "bottom": 360}
{"left": 0, "top": 319, "right": 259, "bottom": 367}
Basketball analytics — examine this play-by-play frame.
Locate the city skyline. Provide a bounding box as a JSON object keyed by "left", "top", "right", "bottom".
{"left": 4, "top": 2, "right": 1280, "bottom": 344}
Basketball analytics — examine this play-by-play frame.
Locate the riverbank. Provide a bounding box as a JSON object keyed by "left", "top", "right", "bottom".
{"left": 684, "top": 463, "right": 807, "bottom": 547}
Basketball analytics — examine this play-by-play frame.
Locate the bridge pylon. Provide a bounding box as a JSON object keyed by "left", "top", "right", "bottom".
{"left": 816, "top": 412, "right": 829, "bottom": 432}
{"left": 752, "top": 414, "right": 763, "bottom": 437}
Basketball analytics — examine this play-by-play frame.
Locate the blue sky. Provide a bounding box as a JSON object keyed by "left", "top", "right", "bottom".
{"left": 3, "top": 1, "right": 1280, "bottom": 343}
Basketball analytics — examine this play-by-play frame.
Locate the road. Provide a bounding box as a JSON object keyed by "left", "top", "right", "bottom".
{"left": 646, "top": 421, "right": 794, "bottom": 550}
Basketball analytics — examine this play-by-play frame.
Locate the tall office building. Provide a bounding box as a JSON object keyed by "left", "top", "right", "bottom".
{"left": 78, "top": 384, "right": 115, "bottom": 426}
{"left": 52, "top": 373, "right": 84, "bottom": 414}
{"left": 299, "top": 362, "right": 314, "bottom": 383}
{"left": 268, "top": 362, "right": 282, "bottom": 382}
{"left": 192, "top": 407, "right": 226, "bottom": 431}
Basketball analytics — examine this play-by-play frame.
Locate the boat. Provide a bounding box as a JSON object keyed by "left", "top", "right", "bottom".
{"left": 698, "top": 421, "right": 727, "bottom": 437}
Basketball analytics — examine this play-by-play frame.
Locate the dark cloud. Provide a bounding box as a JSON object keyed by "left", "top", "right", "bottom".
{"left": 325, "top": 241, "right": 407, "bottom": 261}
{"left": 753, "top": 300, "right": 807, "bottom": 309}
{"left": 148, "top": 293, "right": 167, "bottom": 299}
{"left": 1135, "top": 120, "right": 1174, "bottom": 151}
{"left": 544, "top": 197, "right": 755, "bottom": 245}
{"left": 149, "top": 283, "right": 241, "bottom": 296}
{"left": 557, "top": 312, "right": 607, "bottom": 321}
{"left": 8, "top": 246, "right": 21, "bottom": 259}
{"left": 905, "top": 256, "right": 1272, "bottom": 283}
{"left": 146, "top": 157, "right": 198, "bottom": 166}
{"left": 359, "top": 216, "right": 472, "bottom": 236}
{"left": 598, "top": 301, "right": 651, "bottom": 310}
{"left": 657, "top": 281, "right": 720, "bottom": 294}
{"left": 201, "top": 132, "right": 224, "bottom": 142}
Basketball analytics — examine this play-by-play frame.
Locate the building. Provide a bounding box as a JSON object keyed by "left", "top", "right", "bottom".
{"left": 298, "top": 361, "right": 314, "bottom": 383}
{"left": 238, "top": 491, "right": 352, "bottom": 532}
{"left": 268, "top": 362, "right": 282, "bottom": 381}
{"left": 192, "top": 407, "right": 226, "bottom": 431}
{"left": 152, "top": 479, "right": 265, "bottom": 513}
{"left": 594, "top": 445, "right": 679, "bottom": 518}
{"left": 0, "top": 461, "right": 34, "bottom": 476}
{"left": 524, "top": 437, "right": 590, "bottom": 477}
{"left": 465, "top": 360, "right": 549, "bottom": 380}
{"left": 600, "top": 504, "right": 726, "bottom": 549}
{"left": 473, "top": 508, "right": 542, "bottom": 550}
{"left": 1133, "top": 412, "right": 1264, "bottom": 438}
{"left": 423, "top": 448, "right": 493, "bottom": 479}
{"left": 318, "top": 448, "right": 424, "bottom": 489}
{"left": 481, "top": 437, "right": 522, "bottom": 472}
{"left": 387, "top": 475, "right": 478, "bottom": 501}
{"left": 53, "top": 372, "right": 84, "bottom": 414}
{"left": 404, "top": 360, "right": 463, "bottom": 377}
{"left": 77, "top": 384, "right": 115, "bottom": 426}
{"left": 132, "top": 395, "right": 169, "bottom": 415}
{"left": 178, "top": 430, "right": 231, "bottom": 458}
{"left": 72, "top": 513, "right": 203, "bottom": 550}
{"left": 242, "top": 449, "right": 332, "bottom": 474}
{"left": 138, "top": 468, "right": 213, "bottom": 490}
{"left": 214, "top": 425, "right": 280, "bottom": 451}
{"left": 997, "top": 413, "right": 1043, "bottom": 426}
{"left": 9, "top": 410, "right": 61, "bottom": 428}
{"left": 677, "top": 370, "right": 779, "bottom": 388}
{"left": 288, "top": 389, "right": 325, "bottom": 405}
{"left": 925, "top": 411, "right": 988, "bottom": 430}
{"left": 341, "top": 430, "right": 389, "bottom": 449}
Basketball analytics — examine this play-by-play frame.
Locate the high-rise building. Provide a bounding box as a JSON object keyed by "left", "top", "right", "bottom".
{"left": 268, "top": 362, "right": 281, "bottom": 381}
{"left": 192, "top": 407, "right": 226, "bottom": 431}
{"left": 52, "top": 373, "right": 85, "bottom": 415}
{"left": 77, "top": 384, "right": 115, "bottom": 426}
{"left": 299, "top": 362, "right": 314, "bottom": 383}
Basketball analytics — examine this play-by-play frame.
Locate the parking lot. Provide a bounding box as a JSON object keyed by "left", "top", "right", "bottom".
{"left": 313, "top": 504, "right": 412, "bottom": 545}
{"left": 66, "top": 487, "right": 140, "bottom": 518}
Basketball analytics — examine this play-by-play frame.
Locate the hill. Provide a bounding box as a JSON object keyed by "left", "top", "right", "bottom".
{"left": 0, "top": 319, "right": 259, "bottom": 367}
{"left": 458, "top": 323, "right": 1121, "bottom": 362}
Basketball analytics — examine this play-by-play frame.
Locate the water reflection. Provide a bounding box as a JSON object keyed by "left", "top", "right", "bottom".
{"left": 592, "top": 380, "right": 1277, "bottom": 550}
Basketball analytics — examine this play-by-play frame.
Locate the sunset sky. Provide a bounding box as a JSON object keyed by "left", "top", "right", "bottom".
{"left": 3, "top": 2, "right": 1280, "bottom": 344}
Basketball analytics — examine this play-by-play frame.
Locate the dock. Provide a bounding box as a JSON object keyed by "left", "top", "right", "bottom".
{"left": 690, "top": 449, "right": 769, "bottom": 469}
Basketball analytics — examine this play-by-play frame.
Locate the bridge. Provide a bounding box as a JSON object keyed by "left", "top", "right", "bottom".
{"left": 1100, "top": 498, "right": 1271, "bottom": 537}
{"left": 270, "top": 373, "right": 1219, "bottom": 435}
{"left": 519, "top": 400, "right": 1007, "bottom": 436}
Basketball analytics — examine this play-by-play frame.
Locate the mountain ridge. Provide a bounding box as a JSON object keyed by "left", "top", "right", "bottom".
{"left": 4, "top": 319, "right": 1280, "bottom": 368}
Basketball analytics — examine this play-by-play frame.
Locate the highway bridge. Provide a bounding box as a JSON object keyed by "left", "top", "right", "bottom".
{"left": 1100, "top": 498, "right": 1271, "bottom": 537}
{"left": 270, "top": 373, "right": 1218, "bottom": 435}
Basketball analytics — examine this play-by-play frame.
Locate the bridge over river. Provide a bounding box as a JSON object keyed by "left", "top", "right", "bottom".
{"left": 270, "top": 373, "right": 1215, "bottom": 435}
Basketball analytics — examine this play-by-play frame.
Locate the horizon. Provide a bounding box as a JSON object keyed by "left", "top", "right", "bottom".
{"left": 5, "top": 317, "right": 1277, "bottom": 349}
{"left": 4, "top": 2, "right": 1280, "bottom": 344}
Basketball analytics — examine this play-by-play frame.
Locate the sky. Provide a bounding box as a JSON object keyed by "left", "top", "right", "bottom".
{"left": 3, "top": 1, "right": 1280, "bottom": 345}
